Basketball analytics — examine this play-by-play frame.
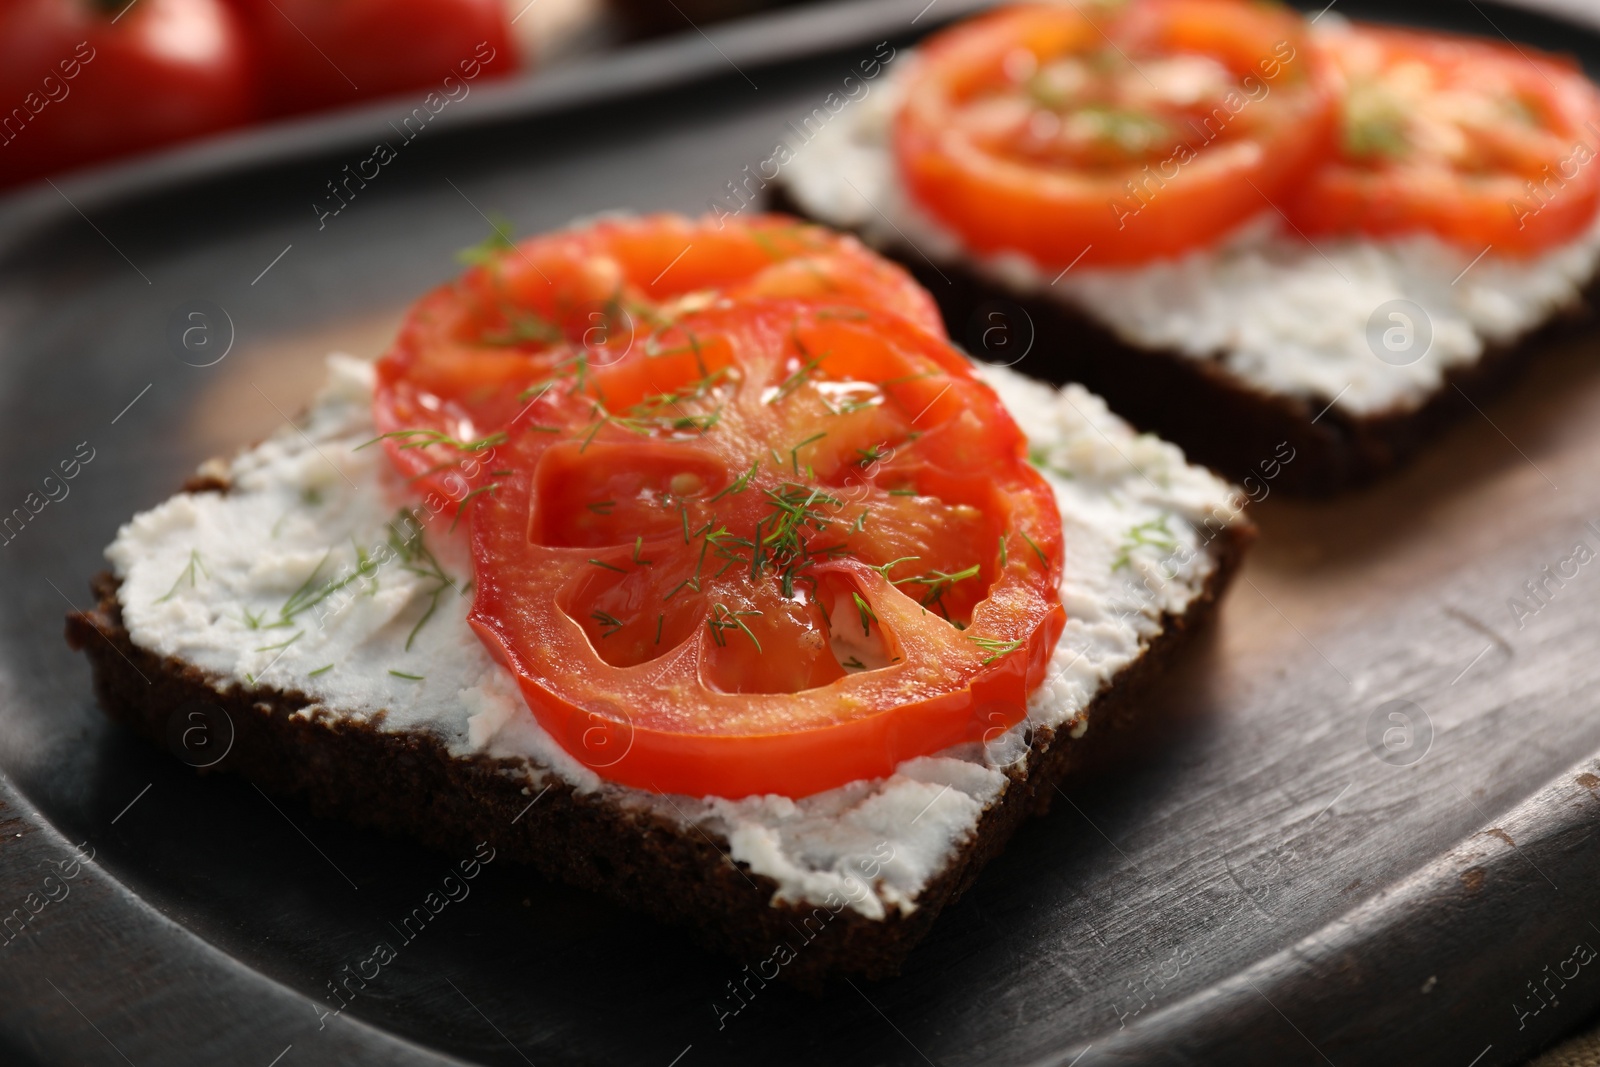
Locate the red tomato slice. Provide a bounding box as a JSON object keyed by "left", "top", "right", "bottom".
{"left": 373, "top": 214, "right": 945, "bottom": 502}
{"left": 465, "top": 300, "right": 1065, "bottom": 799}
{"left": 893, "top": 0, "right": 1336, "bottom": 267}
{"left": 1285, "top": 23, "right": 1600, "bottom": 256}
{"left": 0, "top": 0, "right": 256, "bottom": 188}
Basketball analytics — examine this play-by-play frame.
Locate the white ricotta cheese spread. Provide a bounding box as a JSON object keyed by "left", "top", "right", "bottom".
{"left": 778, "top": 53, "right": 1600, "bottom": 416}
{"left": 107, "top": 354, "right": 1239, "bottom": 919}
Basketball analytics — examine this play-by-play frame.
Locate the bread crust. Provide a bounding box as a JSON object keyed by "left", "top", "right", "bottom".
{"left": 768, "top": 186, "right": 1600, "bottom": 495}
{"left": 65, "top": 509, "right": 1251, "bottom": 986}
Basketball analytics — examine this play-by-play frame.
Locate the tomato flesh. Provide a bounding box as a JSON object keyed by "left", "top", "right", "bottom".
{"left": 1285, "top": 24, "right": 1600, "bottom": 255}
{"left": 893, "top": 0, "right": 1336, "bottom": 268}
{"left": 373, "top": 214, "right": 945, "bottom": 502}
{"left": 374, "top": 215, "right": 1060, "bottom": 798}
{"left": 463, "top": 300, "right": 1064, "bottom": 798}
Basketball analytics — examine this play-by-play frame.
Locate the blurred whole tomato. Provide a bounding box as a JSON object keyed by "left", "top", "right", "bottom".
{"left": 0, "top": 0, "right": 256, "bottom": 187}
{"left": 227, "top": 0, "right": 518, "bottom": 118}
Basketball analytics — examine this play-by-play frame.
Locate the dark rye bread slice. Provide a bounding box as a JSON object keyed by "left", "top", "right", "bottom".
{"left": 768, "top": 187, "right": 1600, "bottom": 496}
{"left": 65, "top": 512, "right": 1250, "bottom": 987}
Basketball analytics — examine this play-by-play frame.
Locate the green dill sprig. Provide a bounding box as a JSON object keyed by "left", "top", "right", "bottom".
{"left": 479, "top": 304, "right": 563, "bottom": 347}
{"left": 642, "top": 325, "right": 708, "bottom": 375}
{"left": 708, "top": 459, "right": 759, "bottom": 503}
{"left": 851, "top": 592, "right": 877, "bottom": 637}
{"left": 663, "top": 539, "right": 711, "bottom": 602}
{"left": 358, "top": 428, "right": 507, "bottom": 454}
{"left": 788, "top": 432, "right": 826, "bottom": 475}
{"left": 273, "top": 530, "right": 389, "bottom": 628}
{"left": 155, "top": 549, "right": 209, "bottom": 603}
{"left": 707, "top": 604, "right": 762, "bottom": 651}
{"left": 855, "top": 443, "right": 891, "bottom": 466}
{"left": 969, "top": 635, "right": 1024, "bottom": 665}
{"left": 386, "top": 510, "right": 461, "bottom": 650}
{"left": 761, "top": 483, "right": 839, "bottom": 559}
{"left": 517, "top": 351, "right": 593, "bottom": 403}
{"left": 767, "top": 339, "right": 825, "bottom": 405}
{"left": 1019, "top": 529, "right": 1050, "bottom": 569}
{"left": 253, "top": 631, "right": 303, "bottom": 654}
{"left": 893, "top": 564, "right": 981, "bottom": 617}
{"left": 1110, "top": 517, "right": 1177, "bottom": 572}
{"left": 456, "top": 212, "right": 517, "bottom": 266}
{"left": 573, "top": 366, "right": 728, "bottom": 449}
{"left": 590, "top": 610, "right": 626, "bottom": 637}
{"left": 450, "top": 482, "right": 501, "bottom": 531}
{"left": 705, "top": 526, "right": 752, "bottom": 578}
{"left": 617, "top": 367, "right": 731, "bottom": 436}
{"left": 872, "top": 556, "right": 919, "bottom": 579}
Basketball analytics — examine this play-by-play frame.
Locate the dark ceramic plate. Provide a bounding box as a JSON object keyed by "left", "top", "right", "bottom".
{"left": 4, "top": 1, "right": 1600, "bottom": 1064}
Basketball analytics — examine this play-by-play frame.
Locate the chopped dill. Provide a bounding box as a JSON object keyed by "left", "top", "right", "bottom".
{"left": 358, "top": 428, "right": 507, "bottom": 454}
{"left": 385, "top": 510, "right": 460, "bottom": 649}
{"left": 768, "top": 352, "right": 823, "bottom": 406}
{"left": 1110, "top": 517, "right": 1177, "bottom": 572}
{"left": 451, "top": 482, "right": 501, "bottom": 531}
{"left": 590, "top": 610, "right": 626, "bottom": 637}
{"left": 893, "top": 564, "right": 981, "bottom": 616}
{"left": 707, "top": 604, "right": 762, "bottom": 651}
{"left": 708, "top": 459, "right": 759, "bottom": 503}
{"left": 851, "top": 592, "right": 877, "bottom": 637}
{"left": 155, "top": 549, "right": 209, "bottom": 603}
{"left": 969, "top": 635, "right": 1024, "bottom": 664}
{"left": 1020, "top": 529, "right": 1050, "bottom": 569}
{"left": 789, "top": 432, "right": 826, "bottom": 475}
{"left": 388, "top": 669, "right": 425, "bottom": 681}
{"left": 480, "top": 307, "right": 562, "bottom": 347}
{"left": 761, "top": 483, "right": 839, "bottom": 560}
{"left": 1027, "top": 445, "right": 1074, "bottom": 480}
{"left": 872, "top": 556, "right": 919, "bottom": 579}
{"left": 855, "top": 443, "right": 890, "bottom": 466}
{"left": 456, "top": 212, "right": 516, "bottom": 266}
{"left": 663, "top": 539, "right": 711, "bottom": 602}
{"left": 253, "top": 631, "right": 303, "bottom": 653}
